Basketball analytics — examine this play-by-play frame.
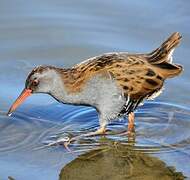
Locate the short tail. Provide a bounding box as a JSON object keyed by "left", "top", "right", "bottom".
{"left": 147, "top": 32, "right": 183, "bottom": 78}
{"left": 148, "top": 32, "right": 181, "bottom": 64}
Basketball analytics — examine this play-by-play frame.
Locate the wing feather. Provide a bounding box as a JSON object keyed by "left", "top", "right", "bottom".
{"left": 106, "top": 55, "right": 164, "bottom": 114}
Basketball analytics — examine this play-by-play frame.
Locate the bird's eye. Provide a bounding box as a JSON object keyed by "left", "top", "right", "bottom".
{"left": 32, "top": 79, "right": 39, "bottom": 86}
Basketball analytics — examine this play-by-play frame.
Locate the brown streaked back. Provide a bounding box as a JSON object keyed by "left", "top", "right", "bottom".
{"left": 57, "top": 33, "right": 183, "bottom": 100}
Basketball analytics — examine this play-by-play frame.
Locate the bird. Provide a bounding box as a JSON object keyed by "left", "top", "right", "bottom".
{"left": 7, "top": 32, "right": 183, "bottom": 139}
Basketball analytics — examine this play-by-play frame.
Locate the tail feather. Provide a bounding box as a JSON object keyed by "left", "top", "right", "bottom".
{"left": 155, "top": 62, "right": 183, "bottom": 78}
{"left": 147, "top": 32, "right": 183, "bottom": 78}
{"left": 148, "top": 32, "right": 182, "bottom": 64}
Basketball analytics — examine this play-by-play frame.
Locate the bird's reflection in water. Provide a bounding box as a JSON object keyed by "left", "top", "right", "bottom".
{"left": 59, "top": 138, "right": 185, "bottom": 180}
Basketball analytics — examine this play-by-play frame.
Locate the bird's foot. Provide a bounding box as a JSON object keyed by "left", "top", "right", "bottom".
{"left": 82, "top": 126, "right": 106, "bottom": 137}
{"left": 63, "top": 127, "right": 107, "bottom": 151}
{"left": 44, "top": 127, "right": 107, "bottom": 152}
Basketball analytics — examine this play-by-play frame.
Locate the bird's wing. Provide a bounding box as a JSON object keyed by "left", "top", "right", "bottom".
{"left": 106, "top": 55, "right": 164, "bottom": 113}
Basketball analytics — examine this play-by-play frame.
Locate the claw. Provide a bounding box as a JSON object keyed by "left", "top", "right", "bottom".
{"left": 63, "top": 136, "right": 80, "bottom": 153}
{"left": 44, "top": 127, "right": 107, "bottom": 152}
{"left": 63, "top": 128, "right": 106, "bottom": 152}
{"left": 63, "top": 141, "right": 72, "bottom": 153}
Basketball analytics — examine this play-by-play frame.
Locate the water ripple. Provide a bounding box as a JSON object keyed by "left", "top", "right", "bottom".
{"left": 0, "top": 101, "right": 190, "bottom": 156}
{"left": 29, "top": 101, "right": 190, "bottom": 155}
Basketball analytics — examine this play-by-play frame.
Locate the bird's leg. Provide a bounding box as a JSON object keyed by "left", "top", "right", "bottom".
{"left": 80, "top": 117, "right": 107, "bottom": 137}
{"left": 119, "top": 112, "right": 135, "bottom": 136}
{"left": 127, "top": 112, "right": 135, "bottom": 133}
{"left": 63, "top": 118, "right": 108, "bottom": 150}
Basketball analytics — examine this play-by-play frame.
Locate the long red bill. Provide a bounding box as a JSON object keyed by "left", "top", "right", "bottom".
{"left": 7, "top": 89, "right": 32, "bottom": 116}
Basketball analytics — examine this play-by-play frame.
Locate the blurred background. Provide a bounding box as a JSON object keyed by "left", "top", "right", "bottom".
{"left": 0, "top": 0, "right": 189, "bottom": 108}
{"left": 0, "top": 0, "right": 190, "bottom": 179}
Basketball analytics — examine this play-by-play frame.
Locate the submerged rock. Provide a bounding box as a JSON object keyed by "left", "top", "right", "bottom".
{"left": 59, "top": 142, "right": 185, "bottom": 180}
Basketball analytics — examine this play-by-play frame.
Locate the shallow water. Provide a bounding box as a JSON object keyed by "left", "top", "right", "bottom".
{"left": 0, "top": 0, "right": 190, "bottom": 179}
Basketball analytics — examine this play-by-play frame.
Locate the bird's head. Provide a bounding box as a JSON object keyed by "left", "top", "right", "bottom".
{"left": 7, "top": 65, "right": 61, "bottom": 116}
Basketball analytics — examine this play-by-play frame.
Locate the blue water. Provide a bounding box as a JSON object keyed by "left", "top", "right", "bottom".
{"left": 0, "top": 0, "right": 190, "bottom": 179}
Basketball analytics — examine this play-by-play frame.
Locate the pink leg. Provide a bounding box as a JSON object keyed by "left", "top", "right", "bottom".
{"left": 127, "top": 112, "right": 135, "bottom": 133}
{"left": 119, "top": 112, "right": 135, "bottom": 136}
